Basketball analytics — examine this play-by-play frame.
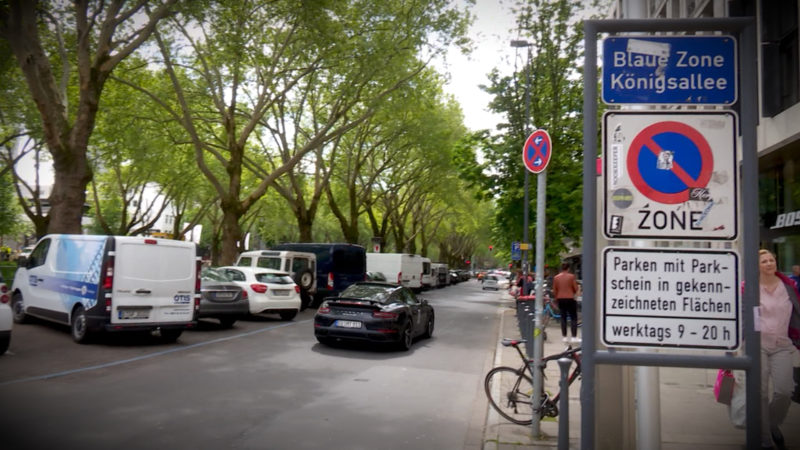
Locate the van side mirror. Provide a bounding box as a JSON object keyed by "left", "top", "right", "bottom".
{"left": 17, "top": 256, "right": 28, "bottom": 267}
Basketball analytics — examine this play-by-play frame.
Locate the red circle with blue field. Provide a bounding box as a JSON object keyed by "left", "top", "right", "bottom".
{"left": 522, "top": 129, "right": 552, "bottom": 174}
{"left": 626, "top": 121, "right": 713, "bottom": 204}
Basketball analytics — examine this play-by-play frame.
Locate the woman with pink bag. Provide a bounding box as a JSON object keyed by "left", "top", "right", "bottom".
{"left": 757, "top": 249, "right": 800, "bottom": 449}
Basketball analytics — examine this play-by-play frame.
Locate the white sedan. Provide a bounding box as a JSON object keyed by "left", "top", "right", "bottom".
{"left": 218, "top": 266, "right": 301, "bottom": 321}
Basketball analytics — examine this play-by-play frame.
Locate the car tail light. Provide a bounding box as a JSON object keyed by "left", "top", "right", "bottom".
{"left": 102, "top": 256, "right": 115, "bottom": 290}
{"left": 194, "top": 297, "right": 200, "bottom": 311}
{"left": 327, "top": 272, "right": 334, "bottom": 289}
{"left": 397, "top": 272, "right": 402, "bottom": 284}
{"left": 0, "top": 293, "right": 8, "bottom": 304}
{"left": 105, "top": 299, "right": 111, "bottom": 312}
{"left": 241, "top": 289, "right": 248, "bottom": 299}
{"left": 318, "top": 305, "right": 330, "bottom": 314}
{"left": 294, "top": 285, "right": 300, "bottom": 294}
{"left": 0, "top": 284, "right": 7, "bottom": 293}
{"left": 373, "top": 311, "right": 398, "bottom": 319}
{"left": 144, "top": 239, "right": 158, "bottom": 245}
{"left": 251, "top": 284, "right": 268, "bottom": 294}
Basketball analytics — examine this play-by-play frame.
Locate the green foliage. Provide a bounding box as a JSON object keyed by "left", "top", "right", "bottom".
{"left": 470, "top": 0, "right": 590, "bottom": 267}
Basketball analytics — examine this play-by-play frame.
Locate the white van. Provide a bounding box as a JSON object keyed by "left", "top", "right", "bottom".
{"left": 366, "top": 253, "right": 425, "bottom": 290}
{"left": 420, "top": 257, "right": 433, "bottom": 289}
{"left": 431, "top": 263, "right": 449, "bottom": 288}
{"left": 235, "top": 250, "right": 316, "bottom": 310}
{"left": 11, "top": 235, "right": 200, "bottom": 343}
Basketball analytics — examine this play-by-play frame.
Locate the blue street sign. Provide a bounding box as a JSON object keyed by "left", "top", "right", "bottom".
{"left": 602, "top": 35, "right": 737, "bottom": 105}
{"left": 511, "top": 241, "right": 521, "bottom": 261}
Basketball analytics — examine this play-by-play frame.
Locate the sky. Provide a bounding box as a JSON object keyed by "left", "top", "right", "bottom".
{"left": 434, "top": 0, "right": 522, "bottom": 132}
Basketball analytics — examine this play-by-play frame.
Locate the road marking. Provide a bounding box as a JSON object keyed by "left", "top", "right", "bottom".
{"left": 0, "top": 319, "right": 311, "bottom": 387}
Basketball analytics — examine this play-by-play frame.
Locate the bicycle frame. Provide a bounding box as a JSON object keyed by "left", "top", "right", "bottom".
{"left": 510, "top": 340, "right": 582, "bottom": 417}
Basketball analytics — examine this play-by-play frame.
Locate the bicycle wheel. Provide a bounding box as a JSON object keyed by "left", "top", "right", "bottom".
{"left": 484, "top": 366, "right": 534, "bottom": 425}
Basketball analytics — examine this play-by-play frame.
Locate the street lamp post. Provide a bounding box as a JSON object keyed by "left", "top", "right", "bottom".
{"left": 511, "top": 38, "right": 544, "bottom": 438}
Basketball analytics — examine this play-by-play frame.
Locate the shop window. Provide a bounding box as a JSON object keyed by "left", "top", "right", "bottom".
{"left": 761, "top": 0, "right": 800, "bottom": 117}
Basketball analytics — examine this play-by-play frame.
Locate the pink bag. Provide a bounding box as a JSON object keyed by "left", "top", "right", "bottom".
{"left": 714, "top": 369, "right": 735, "bottom": 405}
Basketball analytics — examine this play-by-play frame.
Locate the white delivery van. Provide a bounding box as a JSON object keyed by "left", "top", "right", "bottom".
{"left": 420, "top": 257, "right": 433, "bottom": 289}
{"left": 235, "top": 250, "right": 316, "bottom": 310}
{"left": 431, "top": 263, "right": 449, "bottom": 288}
{"left": 11, "top": 235, "right": 200, "bottom": 343}
{"left": 366, "top": 253, "right": 425, "bottom": 290}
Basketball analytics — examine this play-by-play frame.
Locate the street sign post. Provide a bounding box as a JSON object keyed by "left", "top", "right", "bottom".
{"left": 522, "top": 129, "right": 552, "bottom": 173}
{"left": 602, "top": 247, "right": 739, "bottom": 350}
{"left": 602, "top": 35, "right": 737, "bottom": 104}
{"left": 603, "top": 111, "right": 738, "bottom": 240}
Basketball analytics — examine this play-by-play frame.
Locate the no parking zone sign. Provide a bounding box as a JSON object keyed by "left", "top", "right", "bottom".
{"left": 522, "top": 129, "right": 552, "bottom": 174}
{"left": 603, "top": 111, "right": 738, "bottom": 240}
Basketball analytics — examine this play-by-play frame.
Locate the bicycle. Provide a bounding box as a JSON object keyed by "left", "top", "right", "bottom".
{"left": 484, "top": 338, "right": 582, "bottom": 425}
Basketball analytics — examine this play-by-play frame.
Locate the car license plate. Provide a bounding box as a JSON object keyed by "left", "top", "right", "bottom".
{"left": 215, "top": 292, "right": 235, "bottom": 300}
{"left": 334, "top": 320, "right": 362, "bottom": 329}
{"left": 272, "top": 289, "right": 290, "bottom": 296}
{"left": 119, "top": 309, "right": 149, "bottom": 320}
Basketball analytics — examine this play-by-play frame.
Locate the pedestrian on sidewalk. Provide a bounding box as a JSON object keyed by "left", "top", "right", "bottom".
{"left": 552, "top": 262, "right": 580, "bottom": 344}
{"left": 756, "top": 249, "right": 800, "bottom": 449}
{"left": 789, "top": 264, "right": 800, "bottom": 287}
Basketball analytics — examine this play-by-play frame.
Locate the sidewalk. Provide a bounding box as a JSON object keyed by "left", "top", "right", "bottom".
{"left": 481, "top": 291, "right": 800, "bottom": 450}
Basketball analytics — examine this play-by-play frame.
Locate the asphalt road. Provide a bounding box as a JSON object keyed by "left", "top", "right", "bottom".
{"left": 0, "top": 279, "right": 504, "bottom": 450}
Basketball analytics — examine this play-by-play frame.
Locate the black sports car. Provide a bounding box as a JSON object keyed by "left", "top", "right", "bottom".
{"left": 314, "top": 282, "right": 434, "bottom": 350}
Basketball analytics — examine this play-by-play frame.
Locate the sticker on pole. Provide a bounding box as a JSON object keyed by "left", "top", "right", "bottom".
{"left": 522, "top": 129, "right": 552, "bottom": 174}
{"left": 603, "top": 111, "right": 738, "bottom": 240}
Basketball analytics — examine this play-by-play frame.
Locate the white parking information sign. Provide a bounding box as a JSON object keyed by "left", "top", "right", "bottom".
{"left": 603, "top": 247, "right": 739, "bottom": 350}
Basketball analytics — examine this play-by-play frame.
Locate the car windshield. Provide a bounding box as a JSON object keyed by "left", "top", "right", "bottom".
{"left": 255, "top": 272, "right": 293, "bottom": 284}
{"left": 339, "top": 284, "right": 396, "bottom": 304}
{"left": 201, "top": 268, "right": 232, "bottom": 282}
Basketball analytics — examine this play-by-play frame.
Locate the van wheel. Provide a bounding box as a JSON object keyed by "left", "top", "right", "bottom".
{"left": 11, "top": 292, "right": 28, "bottom": 324}
{"left": 296, "top": 269, "right": 314, "bottom": 291}
{"left": 71, "top": 306, "right": 92, "bottom": 344}
{"left": 159, "top": 329, "right": 182, "bottom": 343}
{"left": 279, "top": 310, "right": 298, "bottom": 321}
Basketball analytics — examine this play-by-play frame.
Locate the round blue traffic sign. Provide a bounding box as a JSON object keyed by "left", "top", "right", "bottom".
{"left": 626, "top": 121, "right": 713, "bottom": 204}
{"left": 522, "top": 129, "right": 552, "bottom": 174}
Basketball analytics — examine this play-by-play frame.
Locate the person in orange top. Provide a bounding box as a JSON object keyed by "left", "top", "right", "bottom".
{"left": 552, "top": 262, "right": 580, "bottom": 343}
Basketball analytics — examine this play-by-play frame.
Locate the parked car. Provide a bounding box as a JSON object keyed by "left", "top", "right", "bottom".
{"left": 235, "top": 250, "right": 316, "bottom": 311}
{"left": 17, "top": 245, "right": 34, "bottom": 261}
{"left": 198, "top": 267, "right": 249, "bottom": 328}
{"left": 482, "top": 274, "right": 500, "bottom": 290}
{"left": 218, "top": 266, "right": 301, "bottom": 320}
{"left": 314, "top": 281, "right": 434, "bottom": 350}
{"left": 0, "top": 273, "right": 11, "bottom": 355}
{"left": 11, "top": 235, "right": 199, "bottom": 344}
{"left": 270, "top": 243, "right": 366, "bottom": 306}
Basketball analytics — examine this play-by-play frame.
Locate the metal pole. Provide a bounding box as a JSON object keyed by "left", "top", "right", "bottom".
{"left": 558, "top": 357, "right": 573, "bottom": 450}
{"left": 532, "top": 164, "right": 547, "bottom": 439}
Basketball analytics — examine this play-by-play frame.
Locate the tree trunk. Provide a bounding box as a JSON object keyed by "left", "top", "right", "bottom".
{"left": 47, "top": 145, "right": 92, "bottom": 235}
{"left": 219, "top": 200, "right": 243, "bottom": 266}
